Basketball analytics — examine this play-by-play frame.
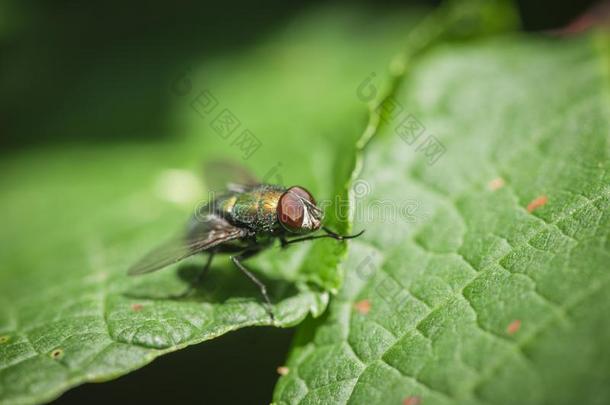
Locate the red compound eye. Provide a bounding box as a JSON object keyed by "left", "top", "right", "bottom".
{"left": 278, "top": 190, "right": 305, "bottom": 231}
{"left": 278, "top": 186, "right": 320, "bottom": 233}
{"left": 288, "top": 186, "right": 316, "bottom": 206}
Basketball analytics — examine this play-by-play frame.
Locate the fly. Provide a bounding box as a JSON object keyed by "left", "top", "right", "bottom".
{"left": 128, "top": 162, "right": 364, "bottom": 320}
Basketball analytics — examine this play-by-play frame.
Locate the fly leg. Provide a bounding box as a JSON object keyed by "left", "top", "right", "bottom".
{"left": 283, "top": 228, "right": 365, "bottom": 245}
{"left": 172, "top": 250, "right": 215, "bottom": 299}
{"left": 230, "top": 250, "right": 275, "bottom": 322}
{"left": 280, "top": 236, "right": 289, "bottom": 249}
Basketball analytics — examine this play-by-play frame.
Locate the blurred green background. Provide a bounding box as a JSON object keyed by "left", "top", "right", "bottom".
{"left": 0, "top": 0, "right": 598, "bottom": 404}
{"left": 0, "top": 0, "right": 597, "bottom": 148}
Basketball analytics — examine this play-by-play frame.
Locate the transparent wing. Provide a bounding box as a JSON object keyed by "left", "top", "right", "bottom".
{"left": 128, "top": 215, "right": 246, "bottom": 276}
{"left": 203, "top": 160, "right": 259, "bottom": 193}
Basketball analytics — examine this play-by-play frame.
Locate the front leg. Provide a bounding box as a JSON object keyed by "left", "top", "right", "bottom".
{"left": 283, "top": 228, "right": 365, "bottom": 246}
{"left": 280, "top": 236, "right": 289, "bottom": 249}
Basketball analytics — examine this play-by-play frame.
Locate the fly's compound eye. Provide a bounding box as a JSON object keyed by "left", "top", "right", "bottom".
{"left": 288, "top": 186, "right": 316, "bottom": 206}
{"left": 277, "top": 186, "right": 322, "bottom": 233}
{"left": 278, "top": 190, "right": 305, "bottom": 232}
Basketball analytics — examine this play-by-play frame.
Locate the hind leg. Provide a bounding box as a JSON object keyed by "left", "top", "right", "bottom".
{"left": 172, "top": 250, "right": 215, "bottom": 299}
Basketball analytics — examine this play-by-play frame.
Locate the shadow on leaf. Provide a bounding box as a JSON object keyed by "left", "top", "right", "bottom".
{"left": 123, "top": 260, "right": 299, "bottom": 306}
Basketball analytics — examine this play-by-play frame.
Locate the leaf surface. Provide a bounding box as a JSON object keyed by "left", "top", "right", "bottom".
{"left": 273, "top": 20, "right": 610, "bottom": 405}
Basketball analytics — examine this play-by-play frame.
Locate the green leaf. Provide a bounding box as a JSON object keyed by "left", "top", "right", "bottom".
{"left": 273, "top": 24, "right": 610, "bottom": 405}
{"left": 0, "top": 6, "right": 425, "bottom": 404}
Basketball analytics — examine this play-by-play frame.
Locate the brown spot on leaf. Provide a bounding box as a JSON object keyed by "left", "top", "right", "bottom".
{"left": 354, "top": 299, "right": 371, "bottom": 315}
{"left": 403, "top": 396, "right": 421, "bottom": 405}
{"left": 131, "top": 303, "right": 144, "bottom": 312}
{"left": 527, "top": 195, "right": 548, "bottom": 212}
{"left": 488, "top": 177, "right": 505, "bottom": 191}
{"left": 507, "top": 319, "right": 522, "bottom": 335}
{"left": 0, "top": 335, "right": 9, "bottom": 344}
{"left": 50, "top": 348, "right": 64, "bottom": 359}
{"left": 277, "top": 366, "right": 289, "bottom": 376}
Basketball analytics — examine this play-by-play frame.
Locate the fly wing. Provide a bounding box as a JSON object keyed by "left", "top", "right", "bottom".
{"left": 203, "top": 160, "right": 260, "bottom": 193}
{"left": 128, "top": 215, "right": 246, "bottom": 276}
